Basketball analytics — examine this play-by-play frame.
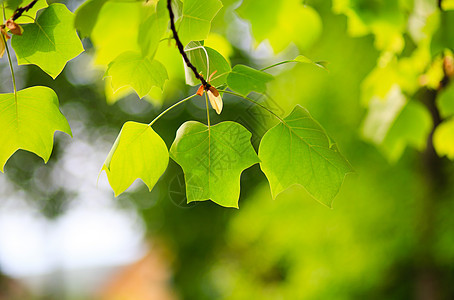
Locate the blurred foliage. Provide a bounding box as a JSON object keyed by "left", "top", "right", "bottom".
{"left": 0, "top": 0, "right": 454, "bottom": 299}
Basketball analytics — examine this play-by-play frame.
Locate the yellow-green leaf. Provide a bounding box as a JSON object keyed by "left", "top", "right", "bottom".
{"left": 102, "top": 122, "right": 169, "bottom": 196}
{"left": 0, "top": 86, "right": 71, "bottom": 172}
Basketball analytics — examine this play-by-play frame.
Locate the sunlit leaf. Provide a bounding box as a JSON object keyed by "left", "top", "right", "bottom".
{"left": 434, "top": 119, "right": 454, "bottom": 159}
{"left": 102, "top": 121, "right": 169, "bottom": 196}
{"left": 259, "top": 105, "right": 353, "bottom": 207}
{"left": 105, "top": 51, "right": 168, "bottom": 98}
{"left": 177, "top": 0, "right": 223, "bottom": 45}
{"left": 74, "top": 0, "right": 108, "bottom": 38}
{"left": 170, "top": 121, "right": 259, "bottom": 208}
{"left": 4, "top": 0, "right": 47, "bottom": 24}
{"left": 362, "top": 86, "right": 406, "bottom": 145}
{"left": 0, "top": 86, "right": 71, "bottom": 172}
{"left": 380, "top": 101, "right": 432, "bottom": 162}
{"left": 437, "top": 82, "right": 454, "bottom": 118}
{"left": 442, "top": 0, "right": 454, "bottom": 10}
{"left": 237, "top": 0, "right": 322, "bottom": 52}
{"left": 227, "top": 64, "right": 273, "bottom": 96}
{"left": 11, "top": 4, "right": 84, "bottom": 78}
{"left": 332, "top": 0, "right": 407, "bottom": 52}
{"left": 431, "top": 11, "right": 454, "bottom": 56}
{"left": 90, "top": 1, "right": 142, "bottom": 65}
{"left": 138, "top": 0, "right": 168, "bottom": 58}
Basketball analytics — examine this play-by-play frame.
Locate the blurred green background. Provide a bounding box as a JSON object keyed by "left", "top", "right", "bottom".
{"left": 0, "top": 0, "right": 454, "bottom": 299}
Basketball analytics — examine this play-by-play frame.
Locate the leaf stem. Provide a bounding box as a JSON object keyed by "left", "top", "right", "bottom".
{"left": 260, "top": 60, "right": 296, "bottom": 71}
{"left": 2, "top": 3, "right": 17, "bottom": 100}
{"left": 205, "top": 92, "right": 211, "bottom": 127}
{"left": 221, "top": 90, "right": 285, "bottom": 123}
{"left": 166, "top": 0, "right": 211, "bottom": 90}
{"left": 148, "top": 94, "right": 197, "bottom": 126}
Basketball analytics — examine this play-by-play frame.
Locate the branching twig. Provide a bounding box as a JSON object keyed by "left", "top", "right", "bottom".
{"left": 11, "top": 0, "right": 38, "bottom": 21}
{"left": 166, "top": 0, "right": 211, "bottom": 90}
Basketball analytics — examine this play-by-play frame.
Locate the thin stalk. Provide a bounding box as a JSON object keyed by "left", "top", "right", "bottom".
{"left": 205, "top": 92, "right": 211, "bottom": 127}
{"left": 148, "top": 94, "right": 197, "bottom": 126}
{"left": 260, "top": 60, "right": 295, "bottom": 71}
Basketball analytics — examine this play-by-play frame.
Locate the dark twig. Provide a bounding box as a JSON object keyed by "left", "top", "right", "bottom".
{"left": 11, "top": 0, "right": 38, "bottom": 21}
{"left": 166, "top": 0, "right": 211, "bottom": 90}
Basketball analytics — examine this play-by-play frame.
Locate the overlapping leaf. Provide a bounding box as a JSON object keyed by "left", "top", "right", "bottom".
{"left": 11, "top": 3, "right": 84, "bottom": 78}
{"left": 0, "top": 86, "right": 71, "bottom": 172}
{"left": 177, "top": 0, "right": 222, "bottom": 45}
{"left": 89, "top": 1, "right": 142, "bottom": 65}
{"left": 4, "top": 0, "right": 48, "bottom": 24}
{"left": 74, "top": 0, "right": 108, "bottom": 38}
{"left": 227, "top": 64, "right": 273, "bottom": 96}
{"left": 259, "top": 105, "right": 352, "bottom": 207}
{"left": 102, "top": 122, "right": 169, "bottom": 196}
{"left": 184, "top": 42, "right": 230, "bottom": 87}
{"left": 379, "top": 101, "right": 432, "bottom": 162}
{"left": 138, "top": 0, "right": 168, "bottom": 59}
{"left": 170, "top": 121, "right": 259, "bottom": 208}
{"left": 105, "top": 51, "right": 168, "bottom": 98}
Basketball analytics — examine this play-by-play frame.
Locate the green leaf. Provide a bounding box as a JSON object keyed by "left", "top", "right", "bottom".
{"left": 294, "top": 55, "right": 329, "bottom": 70}
{"left": 170, "top": 121, "right": 260, "bottom": 208}
{"left": 380, "top": 101, "right": 432, "bottom": 162}
{"left": 237, "top": 0, "right": 322, "bottom": 52}
{"left": 4, "top": 0, "right": 48, "bottom": 24}
{"left": 431, "top": 11, "right": 454, "bottom": 56}
{"left": 434, "top": 119, "right": 454, "bottom": 159}
{"left": 105, "top": 51, "right": 168, "bottom": 98}
{"left": 227, "top": 64, "right": 274, "bottom": 96}
{"left": 442, "top": 0, "right": 454, "bottom": 10}
{"left": 437, "top": 82, "right": 454, "bottom": 118}
{"left": 89, "top": 1, "right": 142, "bottom": 65}
{"left": 177, "top": 0, "right": 223, "bottom": 45}
{"left": 258, "top": 105, "right": 353, "bottom": 207}
{"left": 362, "top": 86, "right": 406, "bottom": 145}
{"left": 74, "top": 0, "right": 108, "bottom": 38}
{"left": 102, "top": 121, "right": 169, "bottom": 196}
{"left": 138, "top": 0, "right": 168, "bottom": 58}
{"left": 11, "top": 3, "right": 84, "bottom": 79}
{"left": 0, "top": 86, "right": 71, "bottom": 172}
{"left": 184, "top": 42, "right": 231, "bottom": 87}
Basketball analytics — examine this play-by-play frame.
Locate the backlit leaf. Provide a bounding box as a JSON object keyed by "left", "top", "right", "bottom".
{"left": 437, "top": 82, "right": 454, "bottom": 118}
{"left": 105, "top": 51, "right": 168, "bottom": 98}
{"left": 380, "top": 101, "right": 432, "bottom": 162}
{"left": 170, "top": 121, "right": 259, "bottom": 208}
{"left": 0, "top": 86, "right": 71, "bottom": 172}
{"left": 4, "top": 0, "right": 48, "bottom": 24}
{"left": 237, "top": 0, "right": 322, "bottom": 52}
{"left": 74, "top": 0, "right": 108, "bottom": 38}
{"left": 177, "top": 0, "right": 223, "bottom": 45}
{"left": 138, "top": 0, "right": 168, "bottom": 58}
{"left": 227, "top": 64, "right": 274, "bottom": 96}
{"left": 259, "top": 105, "right": 353, "bottom": 207}
{"left": 11, "top": 3, "right": 84, "bottom": 78}
{"left": 434, "top": 119, "right": 454, "bottom": 159}
{"left": 102, "top": 122, "right": 169, "bottom": 196}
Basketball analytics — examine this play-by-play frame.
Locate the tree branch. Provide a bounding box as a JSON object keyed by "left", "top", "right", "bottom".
{"left": 11, "top": 0, "right": 38, "bottom": 21}
{"left": 166, "top": 0, "right": 211, "bottom": 90}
